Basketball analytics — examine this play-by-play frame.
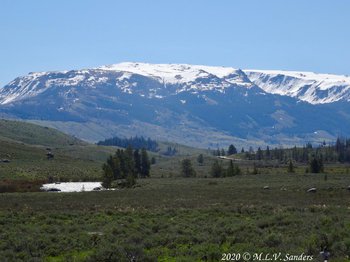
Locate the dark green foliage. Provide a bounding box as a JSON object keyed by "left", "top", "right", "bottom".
{"left": 226, "top": 160, "right": 234, "bottom": 177}
{"left": 140, "top": 148, "right": 151, "bottom": 178}
{"left": 125, "top": 146, "right": 136, "bottom": 177}
{"left": 106, "top": 155, "right": 122, "bottom": 179}
{"left": 197, "top": 154, "right": 204, "bottom": 165}
{"left": 287, "top": 159, "right": 295, "bottom": 173}
{"left": 102, "top": 146, "right": 152, "bottom": 188}
{"left": 181, "top": 158, "right": 196, "bottom": 177}
{"left": 210, "top": 160, "right": 223, "bottom": 178}
{"left": 256, "top": 147, "right": 263, "bottom": 160}
{"left": 220, "top": 148, "right": 226, "bottom": 156}
{"left": 265, "top": 146, "right": 271, "bottom": 159}
{"left": 151, "top": 157, "right": 156, "bottom": 165}
{"left": 102, "top": 163, "right": 113, "bottom": 188}
{"left": 227, "top": 144, "right": 237, "bottom": 155}
{"left": 226, "top": 160, "right": 241, "bottom": 177}
{"left": 309, "top": 156, "right": 324, "bottom": 173}
{"left": 134, "top": 149, "right": 142, "bottom": 175}
{"left": 242, "top": 137, "right": 350, "bottom": 164}
{"left": 97, "top": 135, "right": 158, "bottom": 152}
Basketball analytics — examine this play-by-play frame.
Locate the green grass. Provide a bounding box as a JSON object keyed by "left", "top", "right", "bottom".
{"left": 0, "top": 119, "right": 85, "bottom": 147}
{"left": 0, "top": 119, "right": 210, "bottom": 182}
{"left": 1, "top": 119, "right": 350, "bottom": 261}
{"left": 0, "top": 174, "right": 350, "bottom": 261}
{"left": 0, "top": 119, "right": 119, "bottom": 182}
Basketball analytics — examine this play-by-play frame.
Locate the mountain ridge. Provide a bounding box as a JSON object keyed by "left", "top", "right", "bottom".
{"left": 0, "top": 62, "right": 349, "bottom": 148}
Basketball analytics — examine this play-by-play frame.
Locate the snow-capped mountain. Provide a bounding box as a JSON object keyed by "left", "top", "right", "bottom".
{"left": 2, "top": 62, "right": 350, "bottom": 105}
{"left": 0, "top": 62, "right": 253, "bottom": 105}
{"left": 0, "top": 62, "right": 349, "bottom": 148}
{"left": 246, "top": 69, "right": 350, "bottom": 104}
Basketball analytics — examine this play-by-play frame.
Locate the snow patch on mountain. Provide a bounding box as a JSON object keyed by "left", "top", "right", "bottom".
{"left": 97, "top": 62, "right": 243, "bottom": 84}
{"left": 1, "top": 62, "right": 350, "bottom": 105}
{"left": 245, "top": 69, "right": 350, "bottom": 104}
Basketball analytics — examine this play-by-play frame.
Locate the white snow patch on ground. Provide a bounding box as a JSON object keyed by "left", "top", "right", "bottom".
{"left": 41, "top": 182, "right": 102, "bottom": 192}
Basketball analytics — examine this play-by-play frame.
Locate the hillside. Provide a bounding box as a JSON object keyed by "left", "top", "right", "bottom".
{"left": 0, "top": 119, "right": 116, "bottom": 182}
{"left": 0, "top": 119, "right": 212, "bottom": 183}
{"left": 0, "top": 119, "right": 84, "bottom": 147}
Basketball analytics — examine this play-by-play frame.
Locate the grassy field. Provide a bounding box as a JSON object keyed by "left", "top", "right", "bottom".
{"left": 1, "top": 174, "right": 350, "bottom": 261}
{"left": 0, "top": 119, "right": 119, "bottom": 185}
{"left": 1, "top": 119, "right": 350, "bottom": 261}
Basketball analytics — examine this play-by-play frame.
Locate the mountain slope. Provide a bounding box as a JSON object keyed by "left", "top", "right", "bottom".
{"left": 0, "top": 119, "right": 84, "bottom": 147}
{"left": 0, "top": 62, "right": 349, "bottom": 148}
{"left": 245, "top": 69, "right": 350, "bottom": 104}
{"left": 0, "top": 119, "right": 117, "bottom": 181}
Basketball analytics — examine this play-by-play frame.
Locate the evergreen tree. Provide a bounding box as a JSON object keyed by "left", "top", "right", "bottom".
{"left": 234, "top": 164, "right": 241, "bottom": 175}
{"left": 266, "top": 146, "right": 271, "bottom": 159}
{"left": 287, "top": 159, "right": 295, "bottom": 173}
{"left": 133, "top": 149, "right": 142, "bottom": 177}
{"left": 97, "top": 135, "right": 158, "bottom": 152}
{"left": 227, "top": 144, "right": 237, "bottom": 155}
{"left": 309, "top": 156, "right": 324, "bottom": 173}
{"left": 256, "top": 147, "right": 263, "bottom": 160}
{"left": 211, "top": 160, "right": 223, "bottom": 178}
{"left": 226, "top": 160, "right": 235, "bottom": 177}
{"left": 151, "top": 157, "right": 156, "bottom": 165}
{"left": 197, "top": 154, "right": 204, "bottom": 165}
{"left": 125, "top": 145, "right": 136, "bottom": 177}
{"left": 181, "top": 158, "right": 196, "bottom": 177}
{"left": 107, "top": 155, "right": 122, "bottom": 179}
{"left": 140, "top": 148, "right": 151, "bottom": 178}
{"left": 102, "top": 163, "right": 114, "bottom": 188}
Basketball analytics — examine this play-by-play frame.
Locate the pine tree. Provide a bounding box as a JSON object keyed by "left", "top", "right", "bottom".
{"left": 181, "top": 158, "right": 196, "bottom": 177}
{"left": 226, "top": 160, "right": 235, "bottom": 177}
{"left": 133, "top": 149, "right": 142, "bottom": 177}
{"left": 221, "top": 148, "right": 226, "bottom": 156}
{"left": 197, "top": 154, "right": 204, "bottom": 165}
{"left": 151, "top": 157, "right": 156, "bottom": 165}
{"left": 107, "top": 155, "right": 122, "bottom": 179}
{"left": 266, "top": 146, "right": 271, "bottom": 160}
{"left": 227, "top": 144, "right": 237, "bottom": 155}
{"left": 287, "top": 159, "right": 295, "bottom": 173}
{"left": 309, "top": 156, "right": 324, "bottom": 173}
{"left": 140, "top": 148, "right": 151, "bottom": 178}
{"left": 211, "top": 160, "right": 223, "bottom": 178}
{"left": 256, "top": 147, "right": 263, "bottom": 160}
{"left": 102, "top": 163, "right": 114, "bottom": 188}
{"left": 125, "top": 145, "right": 136, "bottom": 177}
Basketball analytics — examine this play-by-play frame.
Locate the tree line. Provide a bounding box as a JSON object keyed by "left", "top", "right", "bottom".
{"left": 181, "top": 157, "right": 241, "bottom": 178}
{"left": 102, "top": 146, "right": 151, "bottom": 188}
{"left": 98, "top": 136, "right": 158, "bottom": 152}
{"left": 217, "top": 138, "right": 350, "bottom": 164}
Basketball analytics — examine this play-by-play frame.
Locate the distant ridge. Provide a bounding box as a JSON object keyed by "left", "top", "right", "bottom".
{"left": 0, "top": 62, "right": 349, "bottom": 147}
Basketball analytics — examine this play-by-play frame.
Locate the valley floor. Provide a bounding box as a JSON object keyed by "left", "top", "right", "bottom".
{"left": 1, "top": 174, "right": 350, "bottom": 261}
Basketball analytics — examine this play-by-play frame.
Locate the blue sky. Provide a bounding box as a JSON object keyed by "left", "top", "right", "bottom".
{"left": 1, "top": 0, "right": 350, "bottom": 86}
